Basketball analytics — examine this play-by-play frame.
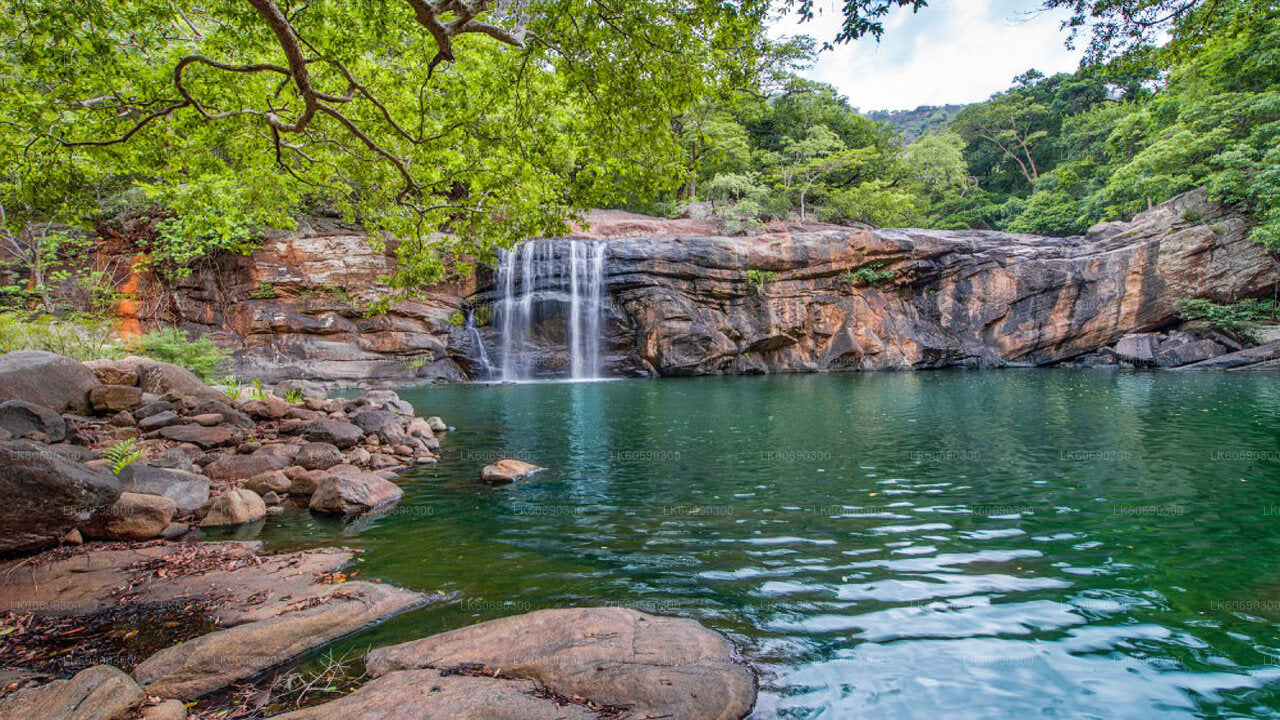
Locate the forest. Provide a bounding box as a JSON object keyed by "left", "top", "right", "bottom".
{"left": 0, "top": 0, "right": 1276, "bottom": 304}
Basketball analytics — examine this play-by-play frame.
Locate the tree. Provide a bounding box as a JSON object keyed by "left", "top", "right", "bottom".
{"left": 0, "top": 0, "right": 777, "bottom": 284}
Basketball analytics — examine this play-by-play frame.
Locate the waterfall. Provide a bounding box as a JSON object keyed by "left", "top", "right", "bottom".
{"left": 495, "top": 240, "right": 608, "bottom": 381}
{"left": 463, "top": 308, "right": 493, "bottom": 380}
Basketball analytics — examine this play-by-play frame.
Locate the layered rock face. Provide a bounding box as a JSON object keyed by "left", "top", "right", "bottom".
{"left": 593, "top": 189, "right": 1278, "bottom": 375}
{"left": 129, "top": 190, "right": 1277, "bottom": 381}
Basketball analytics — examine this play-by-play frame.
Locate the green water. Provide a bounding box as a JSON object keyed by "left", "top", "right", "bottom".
{"left": 254, "top": 369, "right": 1280, "bottom": 718}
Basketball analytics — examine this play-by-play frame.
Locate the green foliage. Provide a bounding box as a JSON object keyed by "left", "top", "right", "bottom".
{"left": 446, "top": 310, "right": 465, "bottom": 327}
{"left": 849, "top": 263, "right": 900, "bottom": 287}
{"left": 283, "top": 388, "right": 305, "bottom": 405}
{"left": 130, "top": 327, "right": 228, "bottom": 381}
{"left": 222, "top": 378, "right": 242, "bottom": 401}
{"left": 250, "top": 282, "right": 278, "bottom": 300}
{"left": 103, "top": 438, "right": 146, "bottom": 476}
{"left": 1174, "top": 297, "right": 1280, "bottom": 341}
{"left": 0, "top": 311, "right": 124, "bottom": 360}
{"left": 746, "top": 269, "right": 778, "bottom": 294}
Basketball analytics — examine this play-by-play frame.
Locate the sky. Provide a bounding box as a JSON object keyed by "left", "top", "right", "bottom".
{"left": 770, "top": 0, "right": 1084, "bottom": 112}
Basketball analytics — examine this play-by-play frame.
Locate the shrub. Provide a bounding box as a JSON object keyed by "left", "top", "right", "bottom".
{"left": 745, "top": 269, "right": 778, "bottom": 294}
{"left": 848, "top": 263, "right": 900, "bottom": 287}
{"left": 250, "top": 282, "right": 279, "bottom": 299}
{"left": 0, "top": 312, "right": 124, "bottom": 361}
{"left": 130, "top": 327, "right": 229, "bottom": 380}
{"left": 1175, "top": 297, "right": 1280, "bottom": 342}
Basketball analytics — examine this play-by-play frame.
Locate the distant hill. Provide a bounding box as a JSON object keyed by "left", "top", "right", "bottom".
{"left": 865, "top": 104, "right": 967, "bottom": 143}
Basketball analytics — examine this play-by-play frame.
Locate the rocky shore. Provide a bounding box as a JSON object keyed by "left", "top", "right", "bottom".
{"left": 0, "top": 349, "right": 757, "bottom": 719}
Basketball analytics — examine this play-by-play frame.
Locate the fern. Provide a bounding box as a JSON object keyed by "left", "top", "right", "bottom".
{"left": 103, "top": 438, "right": 146, "bottom": 476}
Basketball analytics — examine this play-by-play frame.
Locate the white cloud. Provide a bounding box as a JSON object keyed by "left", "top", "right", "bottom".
{"left": 770, "top": 0, "right": 1083, "bottom": 111}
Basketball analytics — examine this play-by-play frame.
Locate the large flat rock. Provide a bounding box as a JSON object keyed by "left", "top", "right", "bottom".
{"left": 363, "top": 606, "right": 756, "bottom": 720}
{"left": 0, "top": 664, "right": 143, "bottom": 720}
{"left": 0, "top": 350, "right": 100, "bottom": 414}
{"left": 0, "top": 440, "right": 120, "bottom": 553}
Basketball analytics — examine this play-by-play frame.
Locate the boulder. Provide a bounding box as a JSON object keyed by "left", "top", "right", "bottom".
{"left": 287, "top": 469, "right": 329, "bottom": 496}
{"left": 139, "top": 698, "right": 187, "bottom": 720}
{"left": 202, "top": 453, "right": 290, "bottom": 481}
{"left": 241, "top": 395, "right": 290, "bottom": 419}
{"left": 89, "top": 384, "right": 143, "bottom": 413}
{"left": 1155, "top": 338, "right": 1227, "bottom": 367}
{"left": 119, "top": 465, "right": 211, "bottom": 514}
{"left": 304, "top": 420, "right": 364, "bottom": 449}
{"left": 1176, "top": 340, "right": 1280, "bottom": 371}
{"left": 200, "top": 489, "right": 267, "bottom": 526}
{"left": 350, "top": 409, "right": 400, "bottom": 435}
{"left": 0, "top": 440, "right": 120, "bottom": 553}
{"left": 139, "top": 410, "right": 184, "bottom": 432}
{"left": 0, "top": 664, "right": 144, "bottom": 720}
{"left": 81, "top": 492, "right": 177, "bottom": 541}
{"left": 0, "top": 399, "right": 67, "bottom": 442}
{"left": 189, "top": 413, "right": 224, "bottom": 426}
{"left": 309, "top": 473, "right": 403, "bottom": 515}
{"left": 364, "top": 607, "right": 756, "bottom": 720}
{"left": 125, "top": 356, "right": 225, "bottom": 404}
{"left": 244, "top": 470, "right": 291, "bottom": 495}
{"left": 481, "top": 459, "right": 544, "bottom": 484}
{"left": 296, "top": 442, "right": 343, "bottom": 470}
{"left": 274, "top": 669, "right": 597, "bottom": 720}
{"left": 426, "top": 416, "right": 448, "bottom": 433}
{"left": 190, "top": 400, "right": 255, "bottom": 429}
{"left": 159, "top": 424, "right": 238, "bottom": 449}
{"left": 1113, "top": 333, "right": 1161, "bottom": 365}
{"left": 131, "top": 582, "right": 425, "bottom": 700}
{"left": 84, "top": 358, "right": 140, "bottom": 387}
{"left": 0, "top": 350, "right": 100, "bottom": 414}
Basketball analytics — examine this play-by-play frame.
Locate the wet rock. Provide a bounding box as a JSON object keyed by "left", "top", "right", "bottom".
{"left": 160, "top": 424, "right": 238, "bottom": 449}
{"left": 0, "top": 440, "right": 120, "bottom": 553}
{"left": 0, "top": 664, "right": 144, "bottom": 720}
{"left": 0, "top": 399, "right": 67, "bottom": 442}
{"left": 119, "top": 465, "right": 211, "bottom": 514}
{"left": 89, "top": 384, "right": 143, "bottom": 413}
{"left": 309, "top": 473, "right": 403, "bottom": 515}
{"left": 200, "top": 489, "right": 267, "bottom": 526}
{"left": 364, "top": 607, "right": 756, "bottom": 720}
{"left": 481, "top": 459, "right": 544, "bottom": 484}
{"left": 81, "top": 492, "right": 177, "bottom": 541}
{"left": 0, "top": 350, "right": 100, "bottom": 414}
{"left": 296, "top": 442, "right": 343, "bottom": 470}
{"left": 132, "top": 582, "right": 425, "bottom": 700}
{"left": 304, "top": 420, "right": 364, "bottom": 449}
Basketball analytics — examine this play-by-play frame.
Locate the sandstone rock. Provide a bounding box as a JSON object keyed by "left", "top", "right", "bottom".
{"left": 139, "top": 698, "right": 187, "bottom": 720}
{"left": 84, "top": 359, "right": 140, "bottom": 387}
{"left": 262, "top": 491, "right": 282, "bottom": 505}
{"left": 0, "top": 664, "right": 144, "bottom": 720}
{"left": 160, "top": 424, "right": 237, "bottom": 449}
{"left": 252, "top": 443, "right": 301, "bottom": 461}
{"left": 426, "top": 416, "right": 448, "bottom": 433}
{"left": 0, "top": 350, "right": 100, "bottom": 414}
{"left": 1112, "top": 333, "right": 1161, "bottom": 365}
{"left": 1176, "top": 340, "right": 1280, "bottom": 371}
{"left": 351, "top": 409, "right": 400, "bottom": 436}
{"left": 0, "top": 440, "right": 120, "bottom": 553}
{"left": 81, "top": 492, "right": 177, "bottom": 541}
{"left": 138, "top": 410, "right": 182, "bottom": 432}
{"left": 242, "top": 395, "right": 289, "bottom": 419}
{"left": 345, "top": 447, "right": 372, "bottom": 466}
{"left": 304, "top": 419, "right": 364, "bottom": 448}
{"left": 119, "top": 465, "right": 211, "bottom": 514}
{"left": 190, "top": 400, "right": 254, "bottom": 429}
{"left": 132, "top": 582, "right": 424, "bottom": 700}
{"left": 200, "top": 489, "right": 267, "bottom": 526}
{"left": 481, "top": 459, "right": 543, "bottom": 484}
{"left": 274, "top": 668, "right": 598, "bottom": 720}
{"left": 288, "top": 469, "right": 328, "bottom": 496}
{"left": 296, "top": 441, "right": 343, "bottom": 470}
{"left": 108, "top": 410, "right": 136, "bottom": 427}
{"left": 309, "top": 473, "right": 403, "bottom": 515}
{"left": 134, "top": 400, "right": 176, "bottom": 419}
{"left": 89, "top": 384, "right": 143, "bottom": 413}
{"left": 203, "top": 453, "right": 290, "bottom": 481}
{"left": 1155, "top": 338, "right": 1227, "bottom": 367}
{"left": 129, "top": 357, "right": 225, "bottom": 404}
{"left": 0, "top": 399, "right": 67, "bottom": 442}
{"left": 364, "top": 607, "right": 755, "bottom": 720}
{"left": 147, "top": 447, "right": 197, "bottom": 472}
{"left": 245, "top": 470, "right": 291, "bottom": 495}
{"left": 189, "top": 413, "right": 224, "bottom": 426}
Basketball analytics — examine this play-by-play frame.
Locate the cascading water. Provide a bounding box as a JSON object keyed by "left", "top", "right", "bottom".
{"left": 462, "top": 308, "right": 493, "bottom": 380}
{"left": 495, "top": 240, "right": 608, "bottom": 381}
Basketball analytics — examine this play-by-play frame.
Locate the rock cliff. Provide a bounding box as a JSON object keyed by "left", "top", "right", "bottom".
{"left": 128, "top": 189, "right": 1278, "bottom": 382}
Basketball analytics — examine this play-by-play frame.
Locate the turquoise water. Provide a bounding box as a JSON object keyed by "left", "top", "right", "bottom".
{"left": 256, "top": 370, "right": 1280, "bottom": 718}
